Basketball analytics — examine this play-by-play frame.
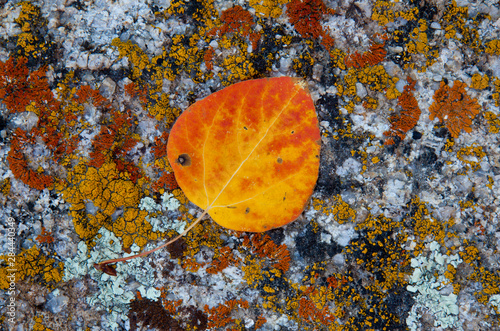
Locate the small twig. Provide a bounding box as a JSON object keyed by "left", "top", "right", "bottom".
{"left": 94, "top": 210, "right": 208, "bottom": 275}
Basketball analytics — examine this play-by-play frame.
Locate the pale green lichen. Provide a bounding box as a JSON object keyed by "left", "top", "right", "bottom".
{"left": 63, "top": 228, "right": 162, "bottom": 330}
{"left": 139, "top": 193, "right": 185, "bottom": 233}
{"left": 406, "top": 241, "right": 462, "bottom": 330}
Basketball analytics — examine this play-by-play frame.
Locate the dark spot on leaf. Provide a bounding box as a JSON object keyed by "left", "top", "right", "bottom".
{"left": 177, "top": 153, "right": 191, "bottom": 166}
{"left": 277, "top": 157, "right": 283, "bottom": 164}
{"left": 243, "top": 126, "right": 248, "bottom": 130}
{"left": 291, "top": 130, "right": 295, "bottom": 134}
{"left": 245, "top": 207, "right": 250, "bottom": 214}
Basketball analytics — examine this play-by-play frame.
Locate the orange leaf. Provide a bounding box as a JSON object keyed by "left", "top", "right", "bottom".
{"left": 167, "top": 77, "right": 320, "bottom": 232}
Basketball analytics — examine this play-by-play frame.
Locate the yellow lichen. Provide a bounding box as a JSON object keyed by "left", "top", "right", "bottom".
{"left": 0, "top": 178, "right": 11, "bottom": 196}
{"left": 456, "top": 144, "right": 486, "bottom": 173}
{"left": 492, "top": 77, "right": 500, "bottom": 107}
{"left": 441, "top": 1, "right": 485, "bottom": 54}
{"left": 250, "top": 0, "right": 290, "bottom": 18}
{"left": 111, "top": 38, "right": 151, "bottom": 80}
{"left": 371, "top": 1, "right": 418, "bottom": 26}
{"left": 15, "top": 2, "right": 51, "bottom": 59}
{"left": 219, "top": 50, "right": 258, "bottom": 85}
{"left": 484, "top": 111, "right": 500, "bottom": 134}
{"left": 312, "top": 195, "right": 356, "bottom": 224}
{"left": 357, "top": 65, "right": 399, "bottom": 96}
{"left": 147, "top": 92, "right": 181, "bottom": 124}
{"left": 60, "top": 162, "right": 142, "bottom": 243}
{"left": 485, "top": 40, "right": 500, "bottom": 55}
{"left": 459, "top": 241, "right": 480, "bottom": 265}
{"left": 32, "top": 315, "right": 55, "bottom": 331}
{"left": 471, "top": 73, "right": 489, "bottom": 90}
{"left": 0, "top": 246, "right": 63, "bottom": 290}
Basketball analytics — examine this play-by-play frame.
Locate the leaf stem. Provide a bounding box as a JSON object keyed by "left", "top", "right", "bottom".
{"left": 94, "top": 209, "right": 208, "bottom": 274}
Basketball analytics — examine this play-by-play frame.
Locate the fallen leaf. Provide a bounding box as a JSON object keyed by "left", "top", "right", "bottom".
{"left": 167, "top": 77, "right": 320, "bottom": 232}
{"left": 94, "top": 77, "right": 320, "bottom": 271}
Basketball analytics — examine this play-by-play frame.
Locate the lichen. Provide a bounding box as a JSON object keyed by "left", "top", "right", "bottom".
{"left": 429, "top": 80, "right": 481, "bottom": 138}
{"left": 250, "top": 0, "right": 290, "bottom": 18}
{"left": 406, "top": 241, "right": 462, "bottom": 330}
{"left": 384, "top": 76, "right": 421, "bottom": 145}
{"left": 63, "top": 227, "right": 166, "bottom": 329}
{"left": 0, "top": 245, "right": 64, "bottom": 290}
{"left": 14, "top": 2, "right": 53, "bottom": 60}
{"left": 286, "top": 0, "right": 335, "bottom": 51}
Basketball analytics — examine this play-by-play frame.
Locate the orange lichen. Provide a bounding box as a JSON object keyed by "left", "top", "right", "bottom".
{"left": 0, "top": 56, "right": 53, "bottom": 113}
{"left": 89, "top": 109, "right": 138, "bottom": 168}
{"left": 36, "top": 227, "right": 54, "bottom": 244}
{"left": 161, "top": 297, "right": 183, "bottom": 315}
{"left": 286, "top": 0, "right": 335, "bottom": 50}
{"left": 8, "top": 128, "right": 54, "bottom": 190}
{"left": 344, "top": 42, "right": 387, "bottom": 68}
{"left": 255, "top": 315, "right": 267, "bottom": 329}
{"left": 75, "top": 85, "right": 109, "bottom": 109}
{"left": 298, "top": 294, "right": 335, "bottom": 325}
{"left": 151, "top": 132, "right": 178, "bottom": 192}
{"left": 203, "top": 46, "right": 215, "bottom": 71}
{"left": 2, "top": 58, "right": 82, "bottom": 167}
{"left": 124, "top": 82, "right": 148, "bottom": 105}
{"left": 152, "top": 131, "right": 169, "bottom": 159}
{"left": 152, "top": 172, "right": 178, "bottom": 192}
{"left": 384, "top": 76, "right": 421, "bottom": 145}
{"left": 208, "top": 6, "right": 261, "bottom": 51}
{"left": 242, "top": 233, "right": 291, "bottom": 273}
{"left": 115, "top": 159, "right": 142, "bottom": 184}
{"left": 362, "top": 96, "right": 378, "bottom": 110}
{"left": 326, "top": 275, "right": 348, "bottom": 289}
{"left": 206, "top": 246, "right": 240, "bottom": 274}
{"left": 429, "top": 80, "right": 481, "bottom": 138}
{"left": 181, "top": 256, "right": 206, "bottom": 273}
{"left": 204, "top": 299, "right": 249, "bottom": 329}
